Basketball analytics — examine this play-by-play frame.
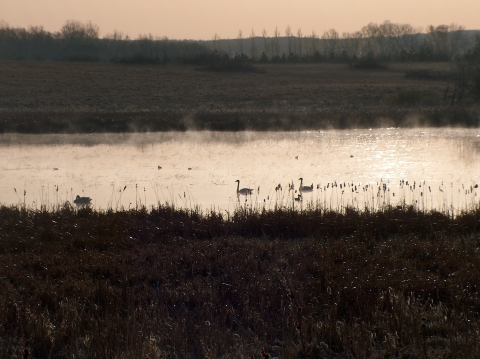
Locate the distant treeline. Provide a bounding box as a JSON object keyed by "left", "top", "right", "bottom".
{"left": 0, "top": 19, "right": 480, "bottom": 63}
{"left": 0, "top": 20, "right": 208, "bottom": 63}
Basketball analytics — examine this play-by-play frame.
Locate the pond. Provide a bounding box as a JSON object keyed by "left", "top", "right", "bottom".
{"left": 1, "top": 128, "right": 479, "bottom": 214}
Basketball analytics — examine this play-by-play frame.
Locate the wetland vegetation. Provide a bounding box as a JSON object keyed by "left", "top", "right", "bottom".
{"left": 1, "top": 204, "right": 479, "bottom": 358}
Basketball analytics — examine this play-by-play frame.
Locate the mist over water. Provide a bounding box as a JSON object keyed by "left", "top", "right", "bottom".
{"left": 1, "top": 129, "right": 479, "bottom": 213}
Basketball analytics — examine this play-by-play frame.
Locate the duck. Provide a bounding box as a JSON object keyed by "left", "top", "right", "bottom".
{"left": 73, "top": 195, "right": 92, "bottom": 205}
{"left": 235, "top": 180, "right": 253, "bottom": 195}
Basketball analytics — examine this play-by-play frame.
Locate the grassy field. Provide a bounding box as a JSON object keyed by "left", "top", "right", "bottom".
{"left": 0, "top": 61, "right": 478, "bottom": 132}
{"left": 0, "top": 204, "right": 479, "bottom": 358}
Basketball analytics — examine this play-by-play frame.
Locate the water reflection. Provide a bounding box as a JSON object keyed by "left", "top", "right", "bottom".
{"left": 0, "top": 129, "right": 479, "bottom": 214}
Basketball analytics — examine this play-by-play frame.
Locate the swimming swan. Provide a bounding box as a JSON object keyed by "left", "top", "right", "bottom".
{"left": 235, "top": 180, "right": 253, "bottom": 195}
{"left": 298, "top": 178, "right": 314, "bottom": 192}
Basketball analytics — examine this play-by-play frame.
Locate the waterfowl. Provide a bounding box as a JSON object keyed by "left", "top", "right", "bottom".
{"left": 298, "top": 178, "right": 314, "bottom": 192}
{"left": 235, "top": 180, "right": 253, "bottom": 195}
{"left": 73, "top": 195, "right": 92, "bottom": 205}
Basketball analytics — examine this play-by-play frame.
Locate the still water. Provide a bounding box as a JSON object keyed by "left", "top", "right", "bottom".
{"left": 1, "top": 129, "right": 479, "bottom": 213}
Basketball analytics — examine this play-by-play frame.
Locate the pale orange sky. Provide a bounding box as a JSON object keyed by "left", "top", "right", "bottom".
{"left": 1, "top": 0, "right": 479, "bottom": 40}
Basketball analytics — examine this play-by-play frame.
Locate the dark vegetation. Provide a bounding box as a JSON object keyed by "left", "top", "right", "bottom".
{"left": 348, "top": 56, "right": 388, "bottom": 70}
{"left": 193, "top": 53, "right": 261, "bottom": 73}
{"left": 0, "top": 204, "right": 479, "bottom": 358}
{"left": 1, "top": 108, "right": 479, "bottom": 134}
{"left": 0, "top": 60, "right": 479, "bottom": 134}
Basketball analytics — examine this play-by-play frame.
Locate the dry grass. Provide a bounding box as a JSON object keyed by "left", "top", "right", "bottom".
{"left": 0, "top": 204, "right": 479, "bottom": 358}
{"left": 1, "top": 61, "right": 478, "bottom": 132}
{"left": 0, "top": 61, "right": 450, "bottom": 111}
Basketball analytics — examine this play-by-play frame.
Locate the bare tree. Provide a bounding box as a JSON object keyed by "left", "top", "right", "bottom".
{"left": 341, "top": 32, "right": 353, "bottom": 58}
{"left": 84, "top": 21, "right": 99, "bottom": 40}
{"left": 391, "top": 23, "right": 421, "bottom": 55}
{"left": 426, "top": 24, "right": 449, "bottom": 59}
{"left": 350, "top": 31, "right": 364, "bottom": 58}
{"left": 60, "top": 20, "right": 99, "bottom": 42}
{"left": 273, "top": 26, "right": 280, "bottom": 58}
{"left": 0, "top": 19, "right": 9, "bottom": 29}
{"left": 448, "top": 23, "right": 466, "bottom": 57}
{"left": 296, "top": 28, "right": 303, "bottom": 57}
{"left": 237, "top": 29, "right": 244, "bottom": 55}
{"left": 159, "top": 35, "right": 169, "bottom": 59}
{"left": 212, "top": 33, "right": 221, "bottom": 52}
{"left": 448, "top": 57, "right": 471, "bottom": 105}
{"left": 286, "top": 25, "right": 293, "bottom": 55}
{"left": 377, "top": 20, "right": 395, "bottom": 57}
{"left": 104, "top": 29, "right": 123, "bottom": 40}
{"left": 226, "top": 39, "right": 233, "bottom": 58}
{"left": 361, "top": 22, "right": 380, "bottom": 56}
{"left": 308, "top": 30, "right": 318, "bottom": 57}
{"left": 322, "top": 28, "right": 340, "bottom": 58}
{"left": 249, "top": 28, "right": 256, "bottom": 59}
{"left": 28, "top": 25, "right": 47, "bottom": 37}
{"left": 262, "top": 28, "right": 268, "bottom": 57}
{"left": 137, "top": 33, "right": 156, "bottom": 58}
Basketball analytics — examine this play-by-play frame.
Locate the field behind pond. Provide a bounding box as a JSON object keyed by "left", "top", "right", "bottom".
{"left": 0, "top": 61, "right": 478, "bottom": 132}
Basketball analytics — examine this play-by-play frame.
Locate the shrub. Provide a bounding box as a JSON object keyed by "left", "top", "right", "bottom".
{"left": 348, "top": 56, "right": 387, "bottom": 70}
{"left": 384, "top": 89, "right": 440, "bottom": 106}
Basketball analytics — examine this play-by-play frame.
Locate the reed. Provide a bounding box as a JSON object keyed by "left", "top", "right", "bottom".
{"left": 7, "top": 176, "right": 479, "bottom": 221}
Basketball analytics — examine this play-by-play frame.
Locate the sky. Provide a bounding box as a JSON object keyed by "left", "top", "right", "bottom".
{"left": 1, "top": 0, "right": 479, "bottom": 40}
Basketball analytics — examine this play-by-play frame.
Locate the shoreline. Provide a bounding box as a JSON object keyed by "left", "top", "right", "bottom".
{"left": 1, "top": 107, "right": 479, "bottom": 133}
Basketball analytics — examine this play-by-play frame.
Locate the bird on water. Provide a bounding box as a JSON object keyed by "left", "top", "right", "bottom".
{"left": 235, "top": 180, "right": 253, "bottom": 195}
{"left": 73, "top": 195, "right": 92, "bottom": 205}
{"left": 298, "top": 178, "right": 314, "bottom": 192}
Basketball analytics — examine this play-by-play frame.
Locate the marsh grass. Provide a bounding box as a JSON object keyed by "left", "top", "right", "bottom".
{"left": 0, "top": 202, "right": 479, "bottom": 358}
{"left": 384, "top": 89, "right": 440, "bottom": 106}
{"left": 404, "top": 69, "right": 453, "bottom": 81}
{"left": 348, "top": 57, "right": 388, "bottom": 70}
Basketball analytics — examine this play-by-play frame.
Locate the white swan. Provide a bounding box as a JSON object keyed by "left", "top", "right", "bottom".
{"left": 235, "top": 180, "right": 253, "bottom": 195}
{"left": 73, "top": 195, "right": 92, "bottom": 205}
{"left": 298, "top": 178, "right": 314, "bottom": 192}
